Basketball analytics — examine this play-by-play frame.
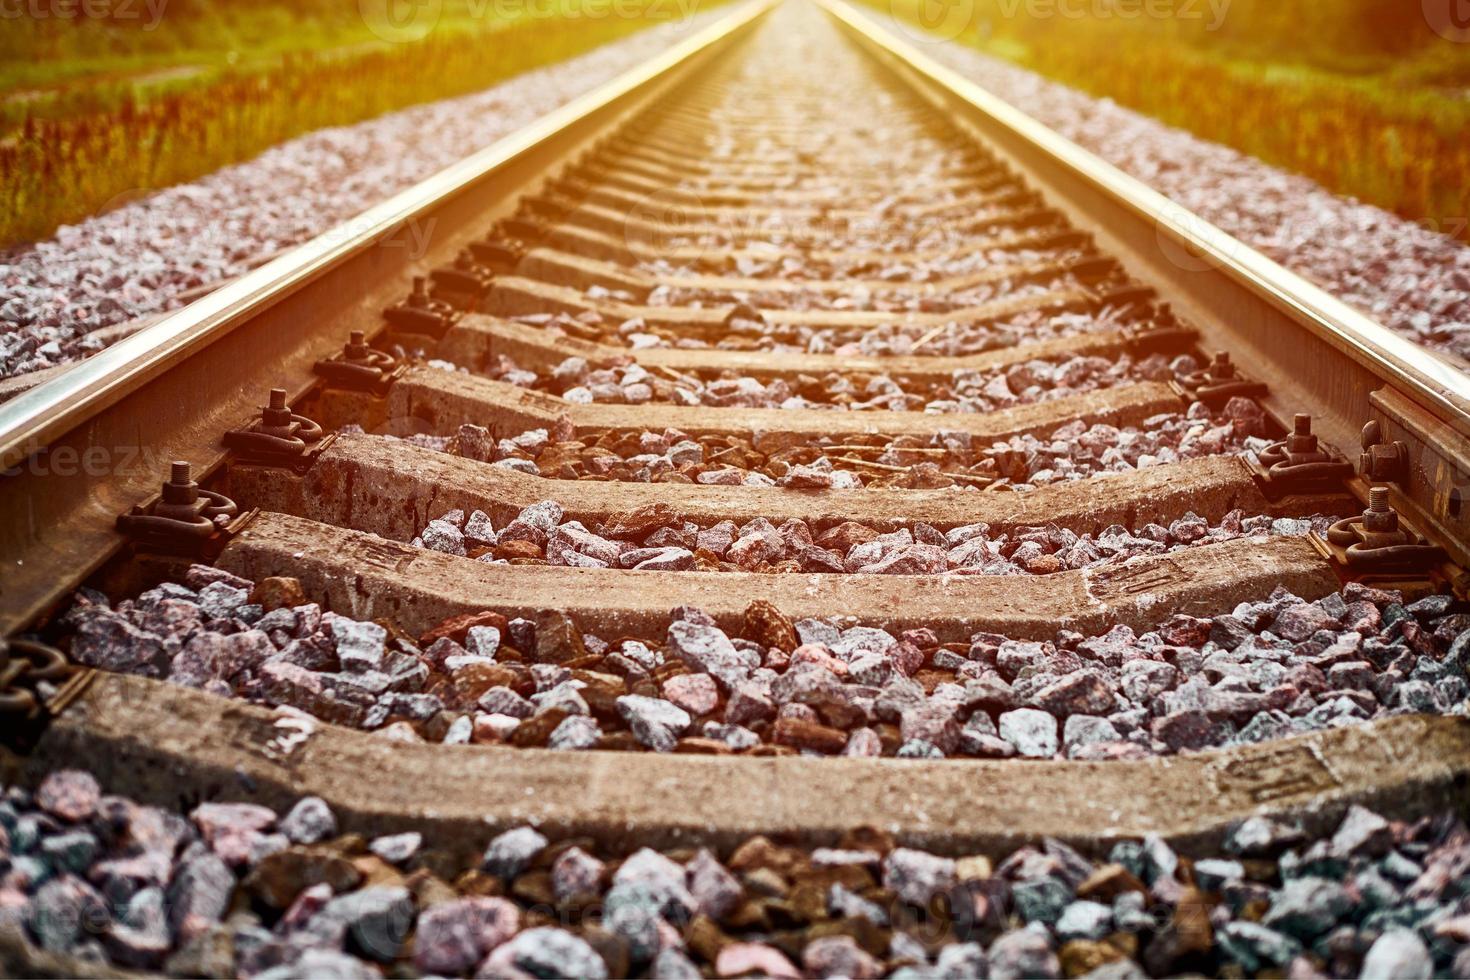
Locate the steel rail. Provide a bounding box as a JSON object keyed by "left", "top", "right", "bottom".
{"left": 0, "top": 3, "right": 771, "bottom": 470}
{"left": 0, "top": 0, "right": 775, "bottom": 635}
{"left": 819, "top": 0, "right": 1470, "bottom": 558}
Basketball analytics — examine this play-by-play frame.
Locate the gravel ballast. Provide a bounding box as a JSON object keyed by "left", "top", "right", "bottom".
{"left": 53, "top": 563, "right": 1470, "bottom": 760}
{"left": 411, "top": 391, "right": 1265, "bottom": 491}
{"left": 6, "top": 770, "right": 1470, "bottom": 977}
{"left": 411, "top": 500, "right": 1332, "bottom": 575}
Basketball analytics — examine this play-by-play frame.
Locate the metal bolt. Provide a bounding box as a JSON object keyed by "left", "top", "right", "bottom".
{"left": 261, "top": 388, "right": 293, "bottom": 431}
{"left": 160, "top": 460, "right": 198, "bottom": 506}
{"left": 345, "top": 330, "right": 370, "bottom": 361}
{"left": 1361, "top": 486, "right": 1399, "bottom": 533}
{"left": 1358, "top": 418, "right": 1408, "bottom": 483}
{"left": 409, "top": 276, "right": 430, "bottom": 306}
{"left": 1285, "top": 413, "right": 1319, "bottom": 455}
{"left": 1206, "top": 351, "right": 1236, "bottom": 381}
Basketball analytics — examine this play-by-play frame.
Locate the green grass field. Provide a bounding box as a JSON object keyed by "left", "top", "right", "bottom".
{"left": 881, "top": 0, "right": 1470, "bottom": 236}
{"left": 0, "top": 0, "right": 718, "bottom": 247}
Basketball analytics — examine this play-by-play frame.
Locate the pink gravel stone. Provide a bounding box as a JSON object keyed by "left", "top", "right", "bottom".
{"left": 889, "top": 639, "right": 926, "bottom": 677}
{"left": 474, "top": 713, "right": 523, "bottom": 742}
{"left": 789, "top": 644, "right": 850, "bottom": 677}
{"left": 803, "top": 935, "right": 882, "bottom": 979}
{"left": 725, "top": 684, "right": 776, "bottom": 726}
{"left": 35, "top": 770, "right": 101, "bottom": 823}
{"left": 552, "top": 846, "right": 606, "bottom": 902}
{"left": 686, "top": 848, "right": 743, "bottom": 919}
{"left": 844, "top": 728, "right": 883, "bottom": 757}
{"left": 190, "top": 801, "right": 278, "bottom": 867}
{"left": 661, "top": 674, "right": 720, "bottom": 716}
{"left": 716, "top": 942, "right": 801, "bottom": 979}
{"left": 414, "top": 896, "right": 521, "bottom": 975}
{"left": 191, "top": 801, "right": 276, "bottom": 839}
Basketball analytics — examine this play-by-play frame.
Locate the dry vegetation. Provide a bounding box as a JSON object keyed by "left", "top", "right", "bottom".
{"left": 1, "top": 0, "right": 716, "bottom": 247}
{"left": 883, "top": 0, "right": 1470, "bottom": 235}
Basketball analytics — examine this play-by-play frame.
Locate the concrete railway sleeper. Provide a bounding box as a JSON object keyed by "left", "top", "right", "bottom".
{"left": 2, "top": 1, "right": 1470, "bottom": 977}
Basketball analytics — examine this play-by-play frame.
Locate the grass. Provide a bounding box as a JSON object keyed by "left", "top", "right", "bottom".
{"left": 879, "top": 0, "right": 1470, "bottom": 237}
{"left": 0, "top": 0, "right": 720, "bottom": 248}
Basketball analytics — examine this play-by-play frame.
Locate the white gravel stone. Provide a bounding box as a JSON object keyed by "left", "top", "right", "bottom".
{"left": 482, "top": 826, "right": 547, "bottom": 879}
{"left": 998, "top": 707, "right": 1060, "bottom": 758}
{"left": 616, "top": 694, "right": 691, "bottom": 752}
{"left": 279, "top": 796, "right": 336, "bottom": 845}
{"left": 1360, "top": 928, "right": 1433, "bottom": 980}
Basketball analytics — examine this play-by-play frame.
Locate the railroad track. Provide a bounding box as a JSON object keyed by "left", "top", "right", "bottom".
{"left": 3, "top": 1, "right": 1470, "bottom": 976}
